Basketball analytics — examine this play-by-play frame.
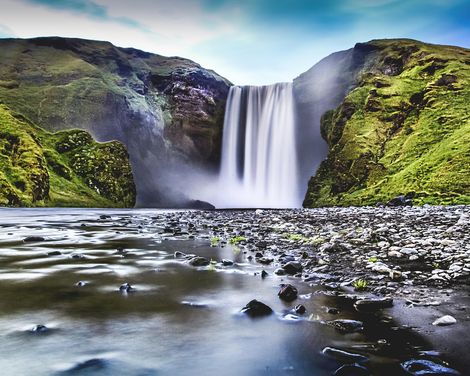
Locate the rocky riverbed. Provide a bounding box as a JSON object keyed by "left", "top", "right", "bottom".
{"left": 0, "top": 207, "right": 468, "bottom": 375}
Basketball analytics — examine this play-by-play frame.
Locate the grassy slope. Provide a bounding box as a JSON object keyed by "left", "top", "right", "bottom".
{"left": 0, "top": 104, "right": 135, "bottom": 207}
{"left": 304, "top": 39, "right": 470, "bottom": 207}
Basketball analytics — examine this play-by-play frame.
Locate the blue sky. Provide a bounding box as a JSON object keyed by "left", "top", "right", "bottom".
{"left": 0, "top": 0, "right": 469, "bottom": 84}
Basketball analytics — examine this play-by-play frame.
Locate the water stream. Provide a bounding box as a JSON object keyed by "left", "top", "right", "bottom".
{"left": 0, "top": 209, "right": 443, "bottom": 375}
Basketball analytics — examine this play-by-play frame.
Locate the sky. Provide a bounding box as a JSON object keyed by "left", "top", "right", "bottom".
{"left": 0, "top": 0, "right": 469, "bottom": 85}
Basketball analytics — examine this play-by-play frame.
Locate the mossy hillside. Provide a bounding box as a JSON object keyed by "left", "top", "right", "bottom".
{"left": 0, "top": 37, "right": 230, "bottom": 163}
{"left": 304, "top": 39, "right": 470, "bottom": 207}
{"left": 0, "top": 104, "right": 135, "bottom": 207}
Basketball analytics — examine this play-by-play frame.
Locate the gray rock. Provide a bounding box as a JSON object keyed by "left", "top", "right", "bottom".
{"left": 354, "top": 298, "right": 393, "bottom": 312}
{"left": 432, "top": 315, "right": 457, "bottom": 326}
{"left": 188, "top": 256, "right": 210, "bottom": 267}
{"left": 278, "top": 284, "right": 298, "bottom": 302}
{"left": 282, "top": 261, "right": 303, "bottom": 274}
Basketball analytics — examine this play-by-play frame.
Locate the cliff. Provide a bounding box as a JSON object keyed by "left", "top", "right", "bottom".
{"left": 0, "top": 37, "right": 231, "bottom": 207}
{"left": 303, "top": 39, "right": 470, "bottom": 207}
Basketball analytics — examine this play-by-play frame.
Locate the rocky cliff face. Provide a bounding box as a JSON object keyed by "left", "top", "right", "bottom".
{"left": 303, "top": 39, "right": 470, "bottom": 207}
{"left": 0, "top": 104, "right": 135, "bottom": 207}
{"left": 0, "top": 37, "right": 231, "bottom": 207}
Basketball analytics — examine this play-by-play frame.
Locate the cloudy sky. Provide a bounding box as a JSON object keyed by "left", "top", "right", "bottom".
{"left": 0, "top": 0, "right": 469, "bottom": 84}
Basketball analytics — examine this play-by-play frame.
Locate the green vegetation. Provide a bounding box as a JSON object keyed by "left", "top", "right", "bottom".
{"left": 229, "top": 236, "right": 247, "bottom": 245}
{"left": 352, "top": 279, "right": 369, "bottom": 291}
{"left": 210, "top": 236, "right": 220, "bottom": 247}
{"left": 0, "top": 104, "right": 135, "bottom": 207}
{"left": 285, "top": 233, "right": 325, "bottom": 245}
{"left": 368, "top": 257, "right": 379, "bottom": 263}
{"left": 304, "top": 39, "right": 470, "bottom": 207}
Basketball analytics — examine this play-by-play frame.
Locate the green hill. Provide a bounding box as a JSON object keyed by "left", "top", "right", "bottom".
{"left": 0, "top": 104, "right": 135, "bottom": 207}
{"left": 304, "top": 39, "right": 470, "bottom": 207}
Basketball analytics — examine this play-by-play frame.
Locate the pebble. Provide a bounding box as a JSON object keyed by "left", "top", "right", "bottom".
{"left": 432, "top": 315, "right": 457, "bottom": 326}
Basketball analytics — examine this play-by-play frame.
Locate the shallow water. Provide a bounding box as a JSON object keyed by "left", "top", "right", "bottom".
{"left": 0, "top": 209, "right": 447, "bottom": 375}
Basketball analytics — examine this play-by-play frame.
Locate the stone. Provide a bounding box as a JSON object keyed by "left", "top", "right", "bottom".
{"left": 188, "top": 256, "right": 210, "bottom": 267}
{"left": 257, "top": 257, "right": 274, "bottom": 265}
{"left": 23, "top": 236, "right": 45, "bottom": 242}
{"left": 222, "top": 259, "right": 234, "bottom": 266}
{"left": 278, "top": 284, "right": 298, "bottom": 302}
{"left": 261, "top": 270, "right": 268, "bottom": 279}
{"left": 354, "top": 298, "right": 393, "bottom": 312}
{"left": 174, "top": 251, "right": 187, "bottom": 258}
{"left": 282, "top": 261, "right": 303, "bottom": 275}
{"left": 30, "top": 324, "right": 50, "bottom": 333}
{"left": 401, "top": 359, "right": 461, "bottom": 376}
{"left": 47, "top": 251, "right": 62, "bottom": 256}
{"left": 274, "top": 268, "right": 286, "bottom": 276}
{"left": 241, "top": 300, "right": 273, "bottom": 317}
{"left": 328, "top": 319, "right": 363, "bottom": 333}
{"left": 119, "top": 283, "right": 133, "bottom": 292}
{"left": 294, "top": 304, "right": 306, "bottom": 314}
{"left": 432, "top": 315, "right": 457, "bottom": 326}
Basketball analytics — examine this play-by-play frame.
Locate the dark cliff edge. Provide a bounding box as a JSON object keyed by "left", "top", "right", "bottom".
{"left": 0, "top": 37, "right": 231, "bottom": 207}
{"left": 301, "top": 39, "right": 470, "bottom": 207}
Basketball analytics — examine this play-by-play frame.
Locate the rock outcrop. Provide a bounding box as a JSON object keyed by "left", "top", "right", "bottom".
{"left": 0, "top": 37, "right": 231, "bottom": 207}
{"left": 0, "top": 104, "right": 135, "bottom": 207}
{"left": 302, "top": 39, "right": 470, "bottom": 207}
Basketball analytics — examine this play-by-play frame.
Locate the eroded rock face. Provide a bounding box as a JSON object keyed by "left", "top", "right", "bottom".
{"left": 0, "top": 37, "right": 231, "bottom": 207}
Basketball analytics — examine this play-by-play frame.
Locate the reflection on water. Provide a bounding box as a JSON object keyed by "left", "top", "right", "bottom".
{"left": 0, "top": 209, "right": 433, "bottom": 375}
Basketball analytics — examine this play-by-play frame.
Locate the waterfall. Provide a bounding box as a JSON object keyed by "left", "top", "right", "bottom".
{"left": 217, "top": 83, "right": 300, "bottom": 208}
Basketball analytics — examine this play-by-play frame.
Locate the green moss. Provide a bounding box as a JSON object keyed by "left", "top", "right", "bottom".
{"left": 0, "top": 104, "right": 135, "bottom": 207}
{"left": 304, "top": 39, "right": 470, "bottom": 207}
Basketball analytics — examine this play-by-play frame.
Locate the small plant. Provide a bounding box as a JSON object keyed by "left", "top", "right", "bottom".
{"left": 432, "top": 262, "right": 440, "bottom": 269}
{"left": 368, "top": 257, "right": 378, "bottom": 263}
{"left": 229, "top": 236, "right": 246, "bottom": 245}
{"left": 210, "top": 236, "right": 220, "bottom": 247}
{"left": 352, "top": 279, "right": 369, "bottom": 291}
{"left": 287, "top": 234, "right": 304, "bottom": 242}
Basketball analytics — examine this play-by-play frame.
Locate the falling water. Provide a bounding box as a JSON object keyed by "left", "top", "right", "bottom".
{"left": 218, "top": 83, "right": 300, "bottom": 208}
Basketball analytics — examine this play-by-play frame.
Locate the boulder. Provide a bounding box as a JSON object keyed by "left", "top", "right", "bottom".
{"left": 278, "top": 284, "right": 298, "bottom": 302}
{"left": 241, "top": 300, "right": 273, "bottom": 317}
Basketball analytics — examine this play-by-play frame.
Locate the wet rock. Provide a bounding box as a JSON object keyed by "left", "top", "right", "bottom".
{"left": 334, "top": 363, "right": 370, "bottom": 376}
{"left": 294, "top": 304, "right": 306, "bottom": 314}
{"left": 354, "top": 298, "right": 393, "bottom": 312}
{"left": 174, "top": 251, "right": 187, "bottom": 258}
{"left": 322, "top": 347, "right": 368, "bottom": 363}
{"left": 23, "top": 236, "right": 45, "bottom": 242}
{"left": 29, "top": 324, "right": 50, "bottom": 333}
{"left": 387, "top": 194, "right": 413, "bottom": 207}
{"left": 119, "top": 283, "right": 134, "bottom": 292}
{"left": 222, "top": 259, "right": 234, "bottom": 266}
{"left": 278, "top": 284, "right": 298, "bottom": 302}
{"left": 432, "top": 315, "right": 457, "bottom": 326}
{"left": 47, "top": 251, "right": 62, "bottom": 256}
{"left": 274, "top": 268, "right": 286, "bottom": 276}
{"left": 282, "top": 261, "right": 303, "bottom": 275}
{"left": 70, "top": 253, "right": 85, "bottom": 259}
{"left": 99, "top": 215, "right": 111, "bottom": 219}
{"left": 75, "top": 281, "right": 87, "bottom": 287}
{"left": 257, "top": 257, "right": 274, "bottom": 265}
{"left": 326, "top": 307, "right": 340, "bottom": 314}
{"left": 241, "top": 300, "right": 273, "bottom": 317}
{"left": 188, "top": 256, "right": 210, "bottom": 266}
{"left": 328, "top": 319, "right": 364, "bottom": 333}
{"left": 401, "top": 359, "right": 461, "bottom": 376}
{"left": 261, "top": 270, "right": 268, "bottom": 279}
